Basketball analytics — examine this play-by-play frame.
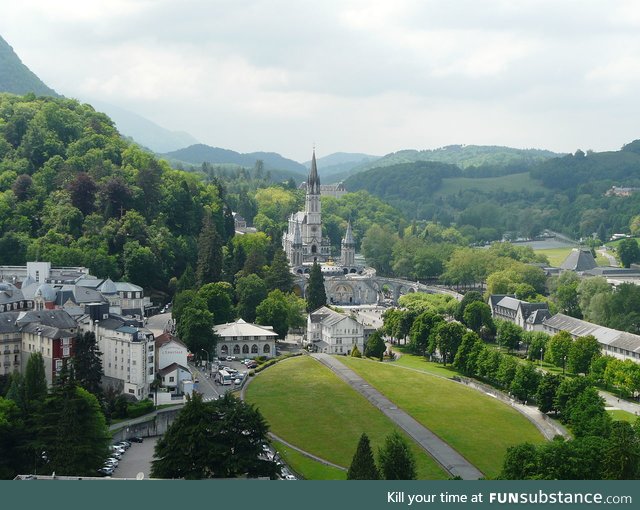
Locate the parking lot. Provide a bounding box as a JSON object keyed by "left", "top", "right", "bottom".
{"left": 110, "top": 437, "right": 158, "bottom": 479}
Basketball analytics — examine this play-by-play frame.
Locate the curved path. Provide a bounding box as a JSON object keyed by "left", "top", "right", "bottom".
{"left": 311, "top": 353, "right": 484, "bottom": 480}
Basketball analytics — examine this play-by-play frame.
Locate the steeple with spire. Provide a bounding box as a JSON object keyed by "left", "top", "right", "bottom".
{"left": 307, "top": 149, "right": 321, "bottom": 195}
{"left": 341, "top": 220, "right": 356, "bottom": 266}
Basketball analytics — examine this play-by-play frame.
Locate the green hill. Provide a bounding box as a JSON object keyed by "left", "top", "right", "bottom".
{"left": 0, "top": 93, "right": 229, "bottom": 299}
{"left": 351, "top": 144, "right": 561, "bottom": 175}
{"left": 164, "top": 143, "right": 307, "bottom": 175}
{"left": 0, "top": 35, "right": 59, "bottom": 97}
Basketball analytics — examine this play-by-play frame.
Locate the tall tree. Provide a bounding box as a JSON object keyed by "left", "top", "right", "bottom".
{"left": 617, "top": 238, "right": 640, "bottom": 268}
{"left": 306, "top": 262, "right": 327, "bottom": 312}
{"left": 37, "top": 372, "right": 110, "bottom": 476}
{"left": 198, "top": 282, "right": 235, "bottom": 325}
{"left": 377, "top": 431, "right": 417, "bottom": 480}
{"left": 347, "top": 433, "right": 380, "bottom": 480}
{"left": 151, "top": 393, "right": 278, "bottom": 479}
{"left": 462, "top": 301, "right": 492, "bottom": 333}
{"left": 24, "top": 352, "right": 48, "bottom": 405}
{"left": 364, "top": 331, "right": 386, "bottom": 360}
{"left": 509, "top": 363, "right": 540, "bottom": 402}
{"left": 433, "top": 321, "right": 466, "bottom": 365}
{"left": 568, "top": 334, "right": 601, "bottom": 375}
{"left": 196, "top": 211, "right": 223, "bottom": 286}
{"left": 236, "top": 274, "right": 267, "bottom": 323}
{"left": 603, "top": 421, "right": 640, "bottom": 480}
{"left": 176, "top": 307, "right": 217, "bottom": 355}
{"left": 264, "top": 248, "right": 293, "bottom": 293}
{"left": 72, "top": 331, "right": 103, "bottom": 396}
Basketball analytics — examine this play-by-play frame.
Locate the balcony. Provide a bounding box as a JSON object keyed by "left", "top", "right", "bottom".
{"left": 3, "top": 361, "right": 10, "bottom": 367}
{"left": 13, "top": 349, "right": 19, "bottom": 354}
{"left": 3, "top": 350, "right": 10, "bottom": 355}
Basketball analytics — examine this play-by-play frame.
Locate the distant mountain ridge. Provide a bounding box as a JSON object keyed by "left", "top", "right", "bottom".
{"left": 304, "top": 152, "right": 380, "bottom": 183}
{"left": 352, "top": 144, "right": 562, "bottom": 174}
{"left": 163, "top": 144, "right": 308, "bottom": 175}
{"left": 89, "top": 100, "right": 200, "bottom": 153}
{"left": 0, "top": 35, "right": 59, "bottom": 97}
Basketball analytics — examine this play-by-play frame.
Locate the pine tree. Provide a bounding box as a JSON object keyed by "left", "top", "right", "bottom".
{"left": 306, "top": 262, "right": 327, "bottom": 312}
{"left": 196, "top": 211, "right": 223, "bottom": 286}
{"left": 365, "top": 331, "right": 386, "bottom": 360}
{"left": 176, "top": 264, "right": 196, "bottom": 293}
{"left": 37, "top": 366, "right": 111, "bottom": 476}
{"left": 265, "top": 249, "right": 293, "bottom": 293}
{"left": 152, "top": 393, "right": 279, "bottom": 479}
{"left": 347, "top": 433, "right": 380, "bottom": 479}
{"left": 378, "top": 431, "right": 417, "bottom": 480}
{"left": 73, "top": 331, "right": 103, "bottom": 397}
{"left": 24, "top": 352, "right": 48, "bottom": 405}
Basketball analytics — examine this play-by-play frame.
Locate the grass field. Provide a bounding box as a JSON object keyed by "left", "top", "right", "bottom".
{"left": 245, "top": 356, "right": 448, "bottom": 479}
{"left": 338, "top": 356, "right": 545, "bottom": 478}
{"left": 435, "top": 172, "right": 546, "bottom": 197}
{"left": 607, "top": 409, "right": 639, "bottom": 423}
{"left": 270, "top": 439, "right": 347, "bottom": 480}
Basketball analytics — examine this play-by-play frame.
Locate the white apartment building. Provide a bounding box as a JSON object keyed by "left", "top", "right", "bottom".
{"left": 307, "top": 306, "right": 365, "bottom": 355}
{"left": 78, "top": 315, "right": 155, "bottom": 400}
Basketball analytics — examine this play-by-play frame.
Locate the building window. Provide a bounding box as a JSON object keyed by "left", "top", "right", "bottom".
{"left": 251, "top": 344, "right": 258, "bottom": 354}
{"left": 233, "top": 345, "right": 240, "bottom": 354}
{"left": 132, "top": 360, "right": 136, "bottom": 365}
{"left": 128, "top": 389, "right": 135, "bottom": 394}
{"left": 149, "top": 368, "right": 154, "bottom": 375}
{"left": 169, "top": 376, "right": 175, "bottom": 382}
{"left": 62, "top": 346, "right": 70, "bottom": 357}
{"left": 242, "top": 345, "right": 249, "bottom": 354}
{"left": 263, "top": 344, "right": 270, "bottom": 354}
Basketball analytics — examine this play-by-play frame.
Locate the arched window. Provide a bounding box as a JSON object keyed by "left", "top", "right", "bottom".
{"left": 311, "top": 245, "right": 317, "bottom": 253}
{"left": 220, "top": 345, "right": 228, "bottom": 355}
{"left": 233, "top": 345, "right": 240, "bottom": 354}
{"left": 242, "top": 345, "right": 249, "bottom": 354}
{"left": 251, "top": 344, "right": 259, "bottom": 353}
{"left": 263, "top": 344, "right": 270, "bottom": 354}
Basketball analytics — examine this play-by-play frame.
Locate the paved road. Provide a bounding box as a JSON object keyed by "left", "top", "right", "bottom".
{"left": 111, "top": 437, "right": 158, "bottom": 479}
{"left": 311, "top": 353, "right": 484, "bottom": 480}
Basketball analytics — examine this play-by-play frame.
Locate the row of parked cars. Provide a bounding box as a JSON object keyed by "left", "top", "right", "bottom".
{"left": 97, "top": 437, "right": 143, "bottom": 476}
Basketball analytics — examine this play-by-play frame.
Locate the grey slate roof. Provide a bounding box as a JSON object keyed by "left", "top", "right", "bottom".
{"left": 16, "top": 309, "right": 77, "bottom": 329}
{"left": 559, "top": 248, "right": 597, "bottom": 271}
{"left": 0, "top": 312, "right": 20, "bottom": 333}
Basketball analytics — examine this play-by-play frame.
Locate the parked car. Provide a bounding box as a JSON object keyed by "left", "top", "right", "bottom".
{"left": 128, "top": 436, "right": 144, "bottom": 443}
{"left": 246, "top": 361, "right": 258, "bottom": 369}
{"left": 284, "top": 474, "right": 297, "bottom": 480}
{"left": 98, "top": 466, "right": 114, "bottom": 476}
{"left": 116, "top": 441, "right": 130, "bottom": 450}
{"left": 110, "top": 450, "right": 122, "bottom": 459}
{"left": 234, "top": 378, "right": 241, "bottom": 385}
{"left": 226, "top": 356, "right": 236, "bottom": 361}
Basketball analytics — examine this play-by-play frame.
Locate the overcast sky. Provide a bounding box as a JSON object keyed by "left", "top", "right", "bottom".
{"left": 2, "top": 0, "right": 640, "bottom": 161}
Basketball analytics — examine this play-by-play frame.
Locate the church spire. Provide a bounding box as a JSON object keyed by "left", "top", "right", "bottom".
{"left": 344, "top": 220, "right": 355, "bottom": 246}
{"left": 307, "top": 149, "right": 320, "bottom": 194}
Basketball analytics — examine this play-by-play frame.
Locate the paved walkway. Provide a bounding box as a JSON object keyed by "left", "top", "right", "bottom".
{"left": 311, "top": 353, "right": 484, "bottom": 480}
{"left": 601, "top": 391, "right": 640, "bottom": 415}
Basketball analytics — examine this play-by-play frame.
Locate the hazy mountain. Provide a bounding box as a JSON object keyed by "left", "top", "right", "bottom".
{"left": 163, "top": 144, "right": 308, "bottom": 175}
{"left": 304, "top": 152, "right": 380, "bottom": 183}
{"left": 0, "top": 34, "right": 59, "bottom": 97}
{"left": 89, "top": 100, "right": 199, "bottom": 153}
{"left": 352, "top": 144, "right": 562, "bottom": 173}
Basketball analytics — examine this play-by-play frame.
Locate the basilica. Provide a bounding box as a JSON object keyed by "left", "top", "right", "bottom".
{"left": 282, "top": 151, "right": 357, "bottom": 274}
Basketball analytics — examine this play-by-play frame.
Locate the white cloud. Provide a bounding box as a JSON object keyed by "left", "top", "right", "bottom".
{"left": 1, "top": 0, "right": 640, "bottom": 161}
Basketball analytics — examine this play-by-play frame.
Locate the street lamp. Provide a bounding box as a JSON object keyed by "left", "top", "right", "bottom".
{"left": 539, "top": 347, "right": 544, "bottom": 367}
{"left": 200, "top": 348, "right": 210, "bottom": 371}
{"left": 562, "top": 355, "right": 567, "bottom": 376}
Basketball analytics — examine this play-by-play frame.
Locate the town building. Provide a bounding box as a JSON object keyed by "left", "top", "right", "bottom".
{"left": 18, "top": 309, "right": 78, "bottom": 385}
{"left": 488, "top": 295, "right": 550, "bottom": 331}
{"left": 306, "top": 306, "right": 365, "bottom": 355}
{"left": 77, "top": 314, "right": 155, "bottom": 400}
{"left": 542, "top": 313, "right": 640, "bottom": 363}
{"left": 213, "top": 319, "right": 277, "bottom": 359}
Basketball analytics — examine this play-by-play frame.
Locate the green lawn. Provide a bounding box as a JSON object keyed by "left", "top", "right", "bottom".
{"left": 270, "top": 439, "right": 347, "bottom": 480}
{"left": 245, "top": 356, "right": 447, "bottom": 480}
{"left": 607, "top": 409, "right": 639, "bottom": 423}
{"left": 436, "top": 172, "right": 546, "bottom": 196}
{"left": 534, "top": 247, "right": 573, "bottom": 267}
{"left": 338, "top": 356, "right": 545, "bottom": 478}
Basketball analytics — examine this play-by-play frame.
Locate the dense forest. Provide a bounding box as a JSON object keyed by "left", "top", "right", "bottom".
{"left": 344, "top": 142, "right": 640, "bottom": 243}
{"left": 0, "top": 93, "right": 232, "bottom": 299}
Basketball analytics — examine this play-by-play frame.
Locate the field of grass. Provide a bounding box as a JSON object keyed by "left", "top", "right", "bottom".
{"left": 245, "top": 356, "right": 447, "bottom": 480}
{"left": 607, "top": 409, "right": 639, "bottom": 423}
{"left": 270, "top": 439, "right": 347, "bottom": 480}
{"left": 338, "top": 356, "right": 545, "bottom": 478}
{"left": 435, "top": 172, "right": 546, "bottom": 197}
{"left": 533, "top": 247, "right": 573, "bottom": 267}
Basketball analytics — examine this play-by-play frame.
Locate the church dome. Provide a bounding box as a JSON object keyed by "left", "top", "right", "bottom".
{"left": 35, "top": 283, "right": 57, "bottom": 302}
{"left": 100, "top": 278, "right": 117, "bottom": 295}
